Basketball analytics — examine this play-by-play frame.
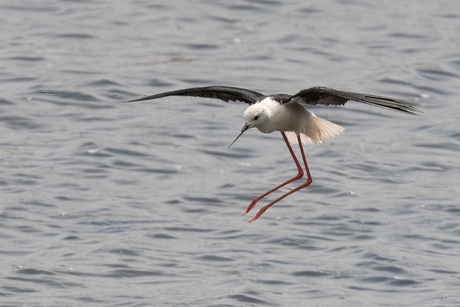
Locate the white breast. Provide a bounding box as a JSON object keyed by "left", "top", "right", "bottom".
{"left": 265, "top": 99, "right": 311, "bottom": 135}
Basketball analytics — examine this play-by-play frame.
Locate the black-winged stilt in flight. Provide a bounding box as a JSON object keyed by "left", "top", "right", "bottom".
{"left": 129, "top": 86, "right": 421, "bottom": 222}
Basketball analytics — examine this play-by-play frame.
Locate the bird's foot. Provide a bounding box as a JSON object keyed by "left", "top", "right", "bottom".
{"left": 248, "top": 206, "right": 268, "bottom": 223}
{"left": 248, "top": 202, "right": 275, "bottom": 222}
{"left": 242, "top": 198, "right": 260, "bottom": 215}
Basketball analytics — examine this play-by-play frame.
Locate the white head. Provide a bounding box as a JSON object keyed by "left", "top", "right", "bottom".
{"left": 243, "top": 104, "right": 269, "bottom": 129}
{"left": 228, "top": 101, "right": 274, "bottom": 148}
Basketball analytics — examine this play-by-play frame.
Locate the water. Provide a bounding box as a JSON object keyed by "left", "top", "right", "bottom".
{"left": 1, "top": 1, "right": 460, "bottom": 306}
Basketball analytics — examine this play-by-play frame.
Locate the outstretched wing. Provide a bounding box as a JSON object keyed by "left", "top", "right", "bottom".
{"left": 128, "top": 86, "right": 264, "bottom": 105}
{"left": 291, "top": 86, "right": 422, "bottom": 115}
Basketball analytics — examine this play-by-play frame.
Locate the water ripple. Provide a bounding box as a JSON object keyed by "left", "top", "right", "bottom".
{"left": 1, "top": 1, "right": 460, "bottom": 306}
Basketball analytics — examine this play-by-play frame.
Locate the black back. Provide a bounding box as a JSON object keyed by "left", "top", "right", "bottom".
{"left": 128, "top": 85, "right": 421, "bottom": 115}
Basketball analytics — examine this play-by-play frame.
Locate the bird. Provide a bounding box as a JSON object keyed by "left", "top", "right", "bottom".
{"left": 128, "top": 86, "right": 421, "bottom": 222}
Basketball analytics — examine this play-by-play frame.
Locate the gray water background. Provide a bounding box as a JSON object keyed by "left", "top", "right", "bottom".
{"left": 1, "top": 1, "right": 460, "bottom": 306}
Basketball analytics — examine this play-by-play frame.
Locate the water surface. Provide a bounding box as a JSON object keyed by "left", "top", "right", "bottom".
{"left": 1, "top": 1, "right": 460, "bottom": 306}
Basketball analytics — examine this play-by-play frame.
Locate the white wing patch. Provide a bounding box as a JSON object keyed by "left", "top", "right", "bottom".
{"left": 285, "top": 116, "right": 344, "bottom": 145}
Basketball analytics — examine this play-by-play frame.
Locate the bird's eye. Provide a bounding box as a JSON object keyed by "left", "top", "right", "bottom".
{"left": 254, "top": 115, "right": 259, "bottom": 120}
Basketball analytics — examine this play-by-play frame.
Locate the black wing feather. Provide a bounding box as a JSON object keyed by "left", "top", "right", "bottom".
{"left": 128, "top": 86, "right": 264, "bottom": 105}
{"left": 292, "top": 86, "right": 422, "bottom": 115}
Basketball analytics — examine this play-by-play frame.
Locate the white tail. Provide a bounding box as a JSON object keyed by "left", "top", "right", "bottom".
{"left": 285, "top": 115, "right": 344, "bottom": 145}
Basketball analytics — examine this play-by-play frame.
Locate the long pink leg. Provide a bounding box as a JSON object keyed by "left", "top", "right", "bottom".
{"left": 248, "top": 134, "right": 313, "bottom": 223}
{"left": 242, "top": 132, "right": 305, "bottom": 215}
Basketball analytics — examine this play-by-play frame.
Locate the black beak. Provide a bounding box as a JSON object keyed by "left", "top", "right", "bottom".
{"left": 228, "top": 123, "right": 251, "bottom": 148}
